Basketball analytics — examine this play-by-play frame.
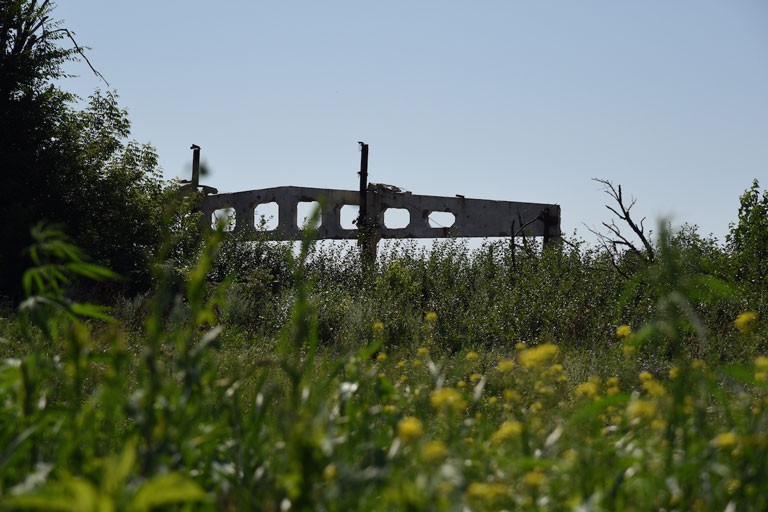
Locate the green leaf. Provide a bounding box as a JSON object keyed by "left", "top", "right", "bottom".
{"left": 130, "top": 473, "right": 206, "bottom": 511}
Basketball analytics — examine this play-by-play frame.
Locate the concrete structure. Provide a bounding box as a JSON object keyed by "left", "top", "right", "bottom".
{"left": 200, "top": 184, "right": 561, "bottom": 241}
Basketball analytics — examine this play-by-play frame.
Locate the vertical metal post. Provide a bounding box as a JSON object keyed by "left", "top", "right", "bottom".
{"left": 358, "top": 141, "right": 369, "bottom": 222}
{"left": 357, "top": 142, "right": 377, "bottom": 268}
{"left": 191, "top": 144, "right": 201, "bottom": 189}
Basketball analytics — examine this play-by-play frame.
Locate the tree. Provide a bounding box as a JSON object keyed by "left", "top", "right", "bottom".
{"left": 1, "top": 0, "right": 170, "bottom": 300}
{"left": 727, "top": 179, "right": 768, "bottom": 288}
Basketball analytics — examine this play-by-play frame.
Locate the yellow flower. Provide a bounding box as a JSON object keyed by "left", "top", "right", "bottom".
{"left": 515, "top": 342, "right": 527, "bottom": 351}
{"left": 712, "top": 431, "right": 739, "bottom": 449}
{"left": 469, "top": 373, "right": 482, "bottom": 383}
{"left": 425, "top": 311, "right": 438, "bottom": 323}
{"left": 323, "top": 464, "right": 337, "bottom": 481}
{"left": 639, "top": 371, "right": 653, "bottom": 382}
{"left": 430, "top": 387, "right": 467, "bottom": 413}
{"left": 465, "top": 351, "right": 479, "bottom": 361}
{"left": 376, "top": 353, "right": 388, "bottom": 362}
{"left": 416, "top": 347, "right": 429, "bottom": 357}
{"left": 466, "top": 482, "right": 508, "bottom": 503}
{"left": 496, "top": 358, "right": 515, "bottom": 373}
{"left": 522, "top": 468, "right": 547, "bottom": 488}
{"left": 642, "top": 379, "right": 666, "bottom": 397}
{"left": 397, "top": 416, "right": 424, "bottom": 442}
{"left": 574, "top": 376, "right": 600, "bottom": 399}
{"left": 396, "top": 360, "right": 406, "bottom": 369}
{"left": 518, "top": 343, "right": 559, "bottom": 369}
{"left": 490, "top": 421, "right": 523, "bottom": 444}
{"left": 457, "top": 380, "right": 467, "bottom": 389}
{"left": 502, "top": 389, "right": 521, "bottom": 403}
{"left": 669, "top": 366, "right": 681, "bottom": 379}
{"left": 626, "top": 399, "right": 657, "bottom": 422}
{"left": 616, "top": 324, "right": 633, "bottom": 339}
{"left": 605, "top": 377, "right": 620, "bottom": 396}
{"left": 756, "top": 356, "right": 768, "bottom": 371}
{"left": 420, "top": 440, "right": 449, "bottom": 464}
{"left": 734, "top": 311, "right": 758, "bottom": 334}
{"left": 372, "top": 321, "right": 384, "bottom": 335}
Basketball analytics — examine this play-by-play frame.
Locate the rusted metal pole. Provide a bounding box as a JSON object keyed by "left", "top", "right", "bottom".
{"left": 357, "top": 142, "right": 377, "bottom": 268}
{"left": 358, "top": 142, "right": 369, "bottom": 223}
{"left": 191, "top": 144, "right": 201, "bottom": 189}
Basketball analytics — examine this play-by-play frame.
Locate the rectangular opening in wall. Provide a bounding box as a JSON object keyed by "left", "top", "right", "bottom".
{"left": 384, "top": 208, "right": 410, "bottom": 229}
{"left": 340, "top": 205, "right": 359, "bottom": 229}
{"left": 298, "top": 201, "right": 322, "bottom": 229}
{"left": 212, "top": 207, "right": 236, "bottom": 231}
{"left": 254, "top": 202, "right": 279, "bottom": 231}
{"left": 428, "top": 211, "right": 456, "bottom": 228}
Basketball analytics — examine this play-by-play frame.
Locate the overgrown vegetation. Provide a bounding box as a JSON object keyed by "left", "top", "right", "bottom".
{"left": 2, "top": 1, "right": 768, "bottom": 509}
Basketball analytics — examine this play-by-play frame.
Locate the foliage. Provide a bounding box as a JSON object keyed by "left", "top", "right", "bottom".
{"left": 0, "top": 1, "right": 171, "bottom": 300}
{"left": 728, "top": 180, "right": 768, "bottom": 309}
{"left": 1, "top": 215, "right": 768, "bottom": 510}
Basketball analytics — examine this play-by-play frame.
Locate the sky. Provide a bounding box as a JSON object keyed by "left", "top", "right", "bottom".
{"left": 54, "top": 1, "right": 767, "bottom": 245}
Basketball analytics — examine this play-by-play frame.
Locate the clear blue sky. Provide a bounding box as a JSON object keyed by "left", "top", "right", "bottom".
{"left": 56, "top": 1, "right": 767, "bottom": 244}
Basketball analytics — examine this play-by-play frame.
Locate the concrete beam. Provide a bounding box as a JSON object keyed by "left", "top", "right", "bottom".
{"left": 201, "top": 185, "right": 560, "bottom": 240}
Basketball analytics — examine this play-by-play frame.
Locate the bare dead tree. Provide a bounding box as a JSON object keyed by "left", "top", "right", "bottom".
{"left": 588, "top": 179, "right": 655, "bottom": 277}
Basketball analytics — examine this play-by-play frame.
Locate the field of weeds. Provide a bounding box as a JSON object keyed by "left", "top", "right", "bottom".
{"left": 1, "top": 209, "right": 767, "bottom": 510}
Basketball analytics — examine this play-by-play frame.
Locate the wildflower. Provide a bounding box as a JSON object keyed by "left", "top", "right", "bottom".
{"left": 626, "top": 399, "right": 658, "bottom": 422}
{"left": 518, "top": 343, "right": 559, "bottom": 369}
{"left": 466, "top": 482, "right": 508, "bottom": 503}
{"left": 669, "top": 366, "right": 681, "bottom": 380}
{"left": 412, "top": 359, "right": 423, "bottom": 368}
{"left": 490, "top": 421, "right": 523, "bottom": 444}
{"left": 643, "top": 380, "right": 666, "bottom": 397}
{"left": 522, "top": 468, "right": 547, "bottom": 488}
{"left": 756, "top": 356, "right": 768, "bottom": 382}
{"left": 734, "top": 311, "right": 758, "bottom": 334}
{"left": 530, "top": 401, "right": 544, "bottom": 414}
{"left": 465, "top": 351, "right": 479, "bottom": 361}
{"left": 376, "top": 353, "right": 388, "bottom": 362}
{"left": 372, "top": 321, "right": 384, "bottom": 336}
{"left": 396, "top": 360, "right": 406, "bottom": 369}
{"left": 487, "top": 396, "right": 498, "bottom": 405}
{"left": 323, "top": 464, "right": 337, "bottom": 481}
{"left": 496, "top": 358, "right": 515, "bottom": 373}
{"left": 417, "top": 347, "right": 429, "bottom": 358}
{"left": 691, "top": 359, "right": 707, "bottom": 370}
{"left": 639, "top": 371, "right": 653, "bottom": 382}
{"left": 469, "top": 373, "right": 482, "bottom": 383}
{"left": 430, "top": 387, "right": 467, "bottom": 413}
{"left": 502, "top": 389, "right": 521, "bottom": 403}
{"left": 605, "top": 377, "right": 620, "bottom": 396}
{"left": 712, "top": 431, "right": 739, "bottom": 449}
{"left": 616, "top": 324, "right": 633, "bottom": 339}
{"left": 574, "top": 376, "right": 600, "bottom": 399}
{"left": 515, "top": 342, "right": 527, "bottom": 351}
{"left": 457, "top": 380, "right": 467, "bottom": 389}
{"left": 397, "top": 416, "right": 424, "bottom": 442}
{"left": 425, "top": 311, "right": 438, "bottom": 323}
{"left": 535, "top": 382, "right": 555, "bottom": 396}
{"left": 420, "top": 440, "right": 449, "bottom": 465}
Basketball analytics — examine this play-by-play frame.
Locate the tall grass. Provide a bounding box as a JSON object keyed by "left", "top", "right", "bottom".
{"left": 1, "top": 220, "right": 766, "bottom": 510}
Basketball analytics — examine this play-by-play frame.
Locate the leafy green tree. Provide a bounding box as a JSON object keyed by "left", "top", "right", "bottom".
{"left": 1, "top": 1, "right": 170, "bottom": 300}
{"left": 727, "top": 180, "right": 768, "bottom": 288}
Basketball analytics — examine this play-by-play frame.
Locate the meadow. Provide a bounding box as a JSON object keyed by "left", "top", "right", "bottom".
{"left": 1, "top": 205, "right": 766, "bottom": 510}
